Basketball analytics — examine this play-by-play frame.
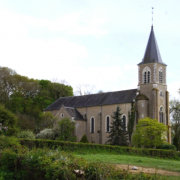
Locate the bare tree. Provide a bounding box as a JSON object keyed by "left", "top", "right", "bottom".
{"left": 74, "top": 84, "right": 95, "bottom": 96}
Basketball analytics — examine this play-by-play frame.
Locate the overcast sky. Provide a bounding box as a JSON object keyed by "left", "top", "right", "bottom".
{"left": 0, "top": 0, "right": 180, "bottom": 99}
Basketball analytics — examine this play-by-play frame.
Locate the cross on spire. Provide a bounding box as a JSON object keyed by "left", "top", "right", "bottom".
{"left": 152, "top": 7, "right": 154, "bottom": 26}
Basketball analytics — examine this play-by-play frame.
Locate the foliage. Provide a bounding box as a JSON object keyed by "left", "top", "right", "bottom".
{"left": 0, "top": 147, "right": 171, "bottom": 180}
{"left": 157, "top": 144, "right": 176, "bottom": 151}
{"left": 0, "top": 105, "right": 18, "bottom": 135}
{"left": 54, "top": 118, "right": 77, "bottom": 142}
{"left": 128, "top": 102, "right": 135, "bottom": 145}
{"left": 36, "top": 129, "right": 55, "bottom": 140}
{"left": 106, "top": 106, "right": 128, "bottom": 146}
{"left": 80, "top": 134, "right": 89, "bottom": 143}
{"left": 16, "top": 112, "right": 36, "bottom": 131}
{"left": 132, "top": 117, "right": 168, "bottom": 148}
{"left": 17, "top": 130, "right": 35, "bottom": 139}
{"left": 0, "top": 66, "right": 73, "bottom": 132}
{"left": 38, "top": 112, "right": 58, "bottom": 130}
{"left": 0, "top": 136, "right": 21, "bottom": 150}
{"left": 170, "top": 98, "right": 180, "bottom": 150}
{"left": 20, "top": 139, "right": 180, "bottom": 160}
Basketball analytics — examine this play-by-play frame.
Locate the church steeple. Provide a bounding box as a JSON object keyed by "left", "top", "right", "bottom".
{"left": 138, "top": 26, "right": 166, "bottom": 65}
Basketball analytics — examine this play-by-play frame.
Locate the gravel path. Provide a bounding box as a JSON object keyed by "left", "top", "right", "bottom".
{"left": 116, "top": 164, "right": 180, "bottom": 177}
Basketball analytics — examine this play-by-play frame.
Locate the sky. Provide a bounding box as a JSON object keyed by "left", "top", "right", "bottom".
{"left": 0, "top": 0, "right": 180, "bottom": 99}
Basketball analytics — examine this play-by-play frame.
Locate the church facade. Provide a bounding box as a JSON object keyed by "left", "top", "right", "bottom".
{"left": 44, "top": 26, "right": 171, "bottom": 144}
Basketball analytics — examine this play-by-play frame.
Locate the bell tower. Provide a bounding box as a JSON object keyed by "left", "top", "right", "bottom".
{"left": 136, "top": 26, "right": 171, "bottom": 143}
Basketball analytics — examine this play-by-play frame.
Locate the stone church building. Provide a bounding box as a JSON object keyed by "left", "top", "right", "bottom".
{"left": 45, "top": 26, "right": 171, "bottom": 144}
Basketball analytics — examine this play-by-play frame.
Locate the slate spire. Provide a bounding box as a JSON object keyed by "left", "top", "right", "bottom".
{"left": 139, "top": 26, "right": 166, "bottom": 65}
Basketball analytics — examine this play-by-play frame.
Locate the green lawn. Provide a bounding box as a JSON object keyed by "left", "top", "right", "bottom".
{"left": 74, "top": 153, "right": 180, "bottom": 172}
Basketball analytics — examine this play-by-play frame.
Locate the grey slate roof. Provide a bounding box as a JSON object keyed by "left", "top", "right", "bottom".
{"left": 138, "top": 26, "right": 166, "bottom": 65}
{"left": 44, "top": 89, "right": 137, "bottom": 111}
{"left": 64, "top": 107, "right": 84, "bottom": 120}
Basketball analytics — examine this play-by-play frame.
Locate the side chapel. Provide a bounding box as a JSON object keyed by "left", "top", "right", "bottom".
{"left": 44, "top": 26, "right": 171, "bottom": 144}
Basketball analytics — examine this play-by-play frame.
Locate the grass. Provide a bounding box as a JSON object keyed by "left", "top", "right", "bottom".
{"left": 74, "top": 153, "right": 180, "bottom": 172}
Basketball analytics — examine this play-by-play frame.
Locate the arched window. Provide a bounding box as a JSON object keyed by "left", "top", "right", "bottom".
{"left": 159, "top": 106, "right": 164, "bottom": 123}
{"left": 159, "top": 68, "right": 163, "bottom": 83}
{"left": 122, "top": 115, "right": 126, "bottom": 131}
{"left": 142, "top": 67, "right": 151, "bottom": 84}
{"left": 144, "top": 72, "right": 147, "bottom": 83}
{"left": 106, "top": 116, "right": 110, "bottom": 132}
{"left": 90, "top": 117, "right": 95, "bottom": 133}
{"left": 148, "top": 71, "right": 150, "bottom": 83}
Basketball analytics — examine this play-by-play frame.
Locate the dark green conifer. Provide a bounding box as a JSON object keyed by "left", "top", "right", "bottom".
{"left": 106, "top": 106, "right": 128, "bottom": 146}
{"left": 80, "top": 134, "right": 89, "bottom": 143}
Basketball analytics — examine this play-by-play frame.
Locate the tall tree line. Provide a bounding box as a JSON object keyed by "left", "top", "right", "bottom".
{"left": 0, "top": 66, "right": 73, "bottom": 131}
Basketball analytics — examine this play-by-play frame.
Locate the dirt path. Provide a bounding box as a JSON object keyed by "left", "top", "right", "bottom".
{"left": 116, "top": 164, "right": 180, "bottom": 177}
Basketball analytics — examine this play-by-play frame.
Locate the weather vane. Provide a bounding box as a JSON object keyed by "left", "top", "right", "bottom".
{"left": 152, "top": 7, "right": 154, "bottom": 25}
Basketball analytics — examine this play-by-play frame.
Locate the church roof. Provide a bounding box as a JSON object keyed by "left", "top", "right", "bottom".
{"left": 64, "top": 107, "right": 84, "bottom": 120}
{"left": 44, "top": 89, "right": 137, "bottom": 111}
{"left": 138, "top": 26, "right": 166, "bottom": 65}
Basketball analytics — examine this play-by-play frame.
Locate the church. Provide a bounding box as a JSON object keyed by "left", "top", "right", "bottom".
{"left": 44, "top": 25, "right": 171, "bottom": 144}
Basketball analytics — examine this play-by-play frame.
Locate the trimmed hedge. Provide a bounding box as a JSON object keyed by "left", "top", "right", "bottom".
{"left": 20, "top": 139, "right": 180, "bottom": 160}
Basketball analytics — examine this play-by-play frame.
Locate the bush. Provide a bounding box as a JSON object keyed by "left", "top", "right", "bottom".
{"left": 0, "top": 105, "right": 18, "bottom": 136}
{"left": 0, "top": 136, "right": 21, "bottom": 150}
{"left": 36, "top": 129, "right": 55, "bottom": 140}
{"left": 157, "top": 144, "right": 177, "bottom": 151}
{"left": 80, "top": 134, "right": 89, "bottom": 143}
{"left": 0, "top": 147, "right": 167, "bottom": 180}
{"left": 19, "top": 139, "right": 180, "bottom": 160}
{"left": 17, "top": 130, "right": 35, "bottom": 139}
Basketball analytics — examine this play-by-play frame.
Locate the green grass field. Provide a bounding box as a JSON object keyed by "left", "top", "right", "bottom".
{"left": 74, "top": 153, "right": 180, "bottom": 172}
{"left": 74, "top": 153, "right": 180, "bottom": 179}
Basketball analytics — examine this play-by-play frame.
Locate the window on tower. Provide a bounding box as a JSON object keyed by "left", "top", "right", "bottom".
{"left": 148, "top": 71, "right": 150, "bottom": 83}
{"left": 159, "top": 106, "right": 164, "bottom": 123}
{"left": 143, "top": 67, "right": 151, "bottom": 84}
{"left": 144, "top": 72, "right": 147, "bottom": 83}
{"left": 159, "top": 68, "right": 163, "bottom": 83}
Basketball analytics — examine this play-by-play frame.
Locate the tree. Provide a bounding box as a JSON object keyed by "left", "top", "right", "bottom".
{"left": 106, "top": 106, "right": 128, "bottom": 146}
{"left": 0, "top": 66, "right": 74, "bottom": 133}
{"left": 132, "top": 117, "right": 168, "bottom": 148}
{"left": 38, "top": 112, "right": 58, "bottom": 130}
{"left": 128, "top": 102, "right": 135, "bottom": 145}
{"left": 74, "top": 84, "right": 95, "bottom": 95}
{"left": 0, "top": 105, "right": 18, "bottom": 135}
{"left": 53, "top": 118, "right": 76, "bottom": 142}
{"left": 170, "top": 98, "right": 180, "bottom": 150}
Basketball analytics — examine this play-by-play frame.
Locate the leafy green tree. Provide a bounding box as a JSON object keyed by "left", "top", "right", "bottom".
{"left": 170, "top": 98, "right": 180, "bottom": 150}
{"left": 16, "top": 112, "right": 36, "bottom": 131}
{"left": 54, "top": 118, "right": 76, "bottom": 142}
{"left": 132, "top": 117, "right": 168, "bottom": 148}
{"left": 0, "top": 105, "right": 18, "bottom": 135}
{"left": 38, "top": 112, "right": 58, "bottom": 130}
{"left": 106, "top": 106, "right": 128, "bottom": 146}
{"left": 128, "top": 103, "right": 135, "bottom": 145}
{"left": 0, "top": 66, "right": 74, "bottom": 133}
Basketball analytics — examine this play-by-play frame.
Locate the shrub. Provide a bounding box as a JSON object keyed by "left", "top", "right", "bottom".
{"left": 0, "top": 105, "right": 18, "bottom": 136}
{"left": 20, "top": 139, "right": 180, "bottom": 160}
{"left": 17, "top": 130, "right": 35, "bottom": 139}
{"left": 54, "top": 118, "right": 77, "bottom": 142}
{"left": 0, "top": 136, "right": 21, "bottom": 150}
{"left": 80, "top": 134, "right": 89, "bottom": 143}
{"left": 157, "top": 144, "right": 177, "bottom": 151}
{"left": 0, "top": 147, "right": 166, "bottom": 180}
{"left": 36, "top": 129, "right": 55, "bottom": 140}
